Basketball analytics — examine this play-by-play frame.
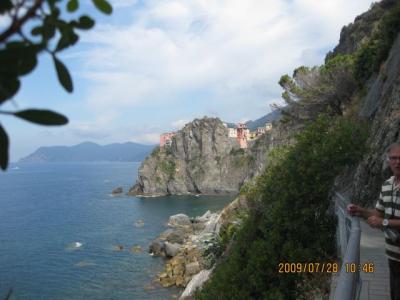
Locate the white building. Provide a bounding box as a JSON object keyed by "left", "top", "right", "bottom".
{"left": 228, "top": 128, "right": 237, "bottom": 138}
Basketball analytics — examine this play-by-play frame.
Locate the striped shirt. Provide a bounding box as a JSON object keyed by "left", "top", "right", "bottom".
{"left": 376, "top": 176, "right": 400, "bottom": 262}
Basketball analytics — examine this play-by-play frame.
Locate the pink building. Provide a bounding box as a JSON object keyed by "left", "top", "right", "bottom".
{"left": 160, "top": 132, "right": 176, "bottom": 147}
{"left": 236, "top": 123, "right": 248, "bottom": 149}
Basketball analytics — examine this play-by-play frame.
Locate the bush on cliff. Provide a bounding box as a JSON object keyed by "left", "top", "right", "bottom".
{"left": 196, "top": 115, "right": 368, "bottom": 299}
{"left": 354, "top": 1, "right": 400, "bottom": 83}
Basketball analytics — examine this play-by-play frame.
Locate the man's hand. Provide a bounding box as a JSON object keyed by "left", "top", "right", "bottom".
{"left": 367, "top": 215, "right": 383, "bottom": 229}
{"left": 347, "top": 204, "right": 362, "bottom": 217}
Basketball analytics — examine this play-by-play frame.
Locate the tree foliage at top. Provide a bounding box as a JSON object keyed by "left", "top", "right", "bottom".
{"left": 277, "top": 55, "right": 357, "bottom": 121}
{"left": 0, "top": 0, "right": 112, "bottom": 170}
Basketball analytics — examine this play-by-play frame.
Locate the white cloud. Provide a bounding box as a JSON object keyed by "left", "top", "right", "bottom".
{"left": 112, "top": 0, "right": 139, "bottom": 8}
{"left": 171, "top": 119, "right": 190, "bottom": 129}
{"left": 129, "top": 132, "right": 160, "bottom": 144}
{"left": 76, "top": 0, "right": 375, "bottom": 122}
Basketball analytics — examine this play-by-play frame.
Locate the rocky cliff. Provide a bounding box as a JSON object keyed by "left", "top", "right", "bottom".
{"left": 340, "top": 33, "right": 400, "bottom": 205}
{"left": 129, "top": 117, "right": 281, "bottom": 196}
{"left": 329, "top": 0, "right": 400, "bottom": 205}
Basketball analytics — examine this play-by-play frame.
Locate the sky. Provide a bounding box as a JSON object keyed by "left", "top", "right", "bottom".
{"left": 1, "top": 0, "right": 377, "bottom": 161}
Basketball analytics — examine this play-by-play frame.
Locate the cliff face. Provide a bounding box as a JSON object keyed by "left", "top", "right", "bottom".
{"left": 129, "top": 117, "right": 275, "bottom": 196}
{"left": 343, "top": 33, "right": 400, "bottom": 205}
{"left": 327, "top": 1, "right": 400, "bottom": 205}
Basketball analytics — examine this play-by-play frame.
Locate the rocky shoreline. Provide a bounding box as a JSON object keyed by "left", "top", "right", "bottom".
{"left": 148, "top": 196, "right": 249, "bottom": 299}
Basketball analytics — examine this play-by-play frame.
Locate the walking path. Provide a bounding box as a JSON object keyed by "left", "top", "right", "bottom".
{"left": 358, "top": 221, "right": 390, "bottom": 300}
{"left": 329, "top": 220, "right": 390, "bottom": 300}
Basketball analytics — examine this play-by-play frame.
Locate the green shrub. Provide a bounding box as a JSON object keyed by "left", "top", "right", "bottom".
{"left": 197, "top": 115, "right": 368, "bottom": 299}
{"left": 230, "top": 148, "right": 245, "bottom": 156}
{"left": 355, "top": 2, "right": 400, "bottom": 83}
{"left": 233, "top": 155, "right": 254, "bottom": 168}
{"left": 151, "top": 146, "right": 160, "bottom": 156}
{"left": 164, "top": 145, "right": 173, "bottom": 155}
{"left": 159, "top": 159, "right": 176, "bottom": 180}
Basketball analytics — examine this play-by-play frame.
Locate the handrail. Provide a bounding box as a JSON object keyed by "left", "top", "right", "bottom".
{"left": 333, "top": 192, "right": 362, "bottom": 300}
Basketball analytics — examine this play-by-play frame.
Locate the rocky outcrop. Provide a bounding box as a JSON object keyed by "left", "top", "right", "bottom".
{"left": 129, "top": 117, "right": 276, "bottom": 196}
{"left": 149, "top": 196, "right": 249, "bottom": 297}
{"left": 111, "top": 187, "right": 123, "bottom": 195}
{"left": 326, "top": 0, "right": 395, "bottom": 60}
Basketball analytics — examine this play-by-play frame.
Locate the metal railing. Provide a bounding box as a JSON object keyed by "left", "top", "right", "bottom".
{"left": 333, "top": 192, "right": 362, "bottom": 300}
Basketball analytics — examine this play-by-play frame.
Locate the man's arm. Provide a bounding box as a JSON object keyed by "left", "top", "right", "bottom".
{"left": 347, "top": 204, "right": 386, "bottom": 229}
{"left": 387, "top": 219, "right": 400, "bottom": 229}
{"left": 347, "top": 204, "right": 383, "bottom": 219}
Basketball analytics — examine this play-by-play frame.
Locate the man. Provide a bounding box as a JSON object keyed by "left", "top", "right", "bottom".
{"left": 347, "top": 143, "right": 400, "bottom": 300}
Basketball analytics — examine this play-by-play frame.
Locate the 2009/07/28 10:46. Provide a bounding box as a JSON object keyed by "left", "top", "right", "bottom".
{"left": 277, "top": 262, "right": 375, "bottom": 273}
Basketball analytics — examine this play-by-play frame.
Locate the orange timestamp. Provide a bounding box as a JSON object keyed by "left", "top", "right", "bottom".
{"left": 278, "top": 262, "right": 339, "bottom": 273}
{"left": 344, "top": 262, "right": 374, "bottom": 273}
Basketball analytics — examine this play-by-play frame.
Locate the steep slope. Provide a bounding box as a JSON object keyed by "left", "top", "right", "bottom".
{"left": 344, "top": 32, "right": 400, "bottom": 204}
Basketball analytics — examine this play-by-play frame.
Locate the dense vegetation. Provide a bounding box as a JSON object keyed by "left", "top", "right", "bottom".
{"left": 354, "top": 1, "right": 400, "bottom": 83}
{"left": 197, "top": 115, "right": 368, "bottom": 299}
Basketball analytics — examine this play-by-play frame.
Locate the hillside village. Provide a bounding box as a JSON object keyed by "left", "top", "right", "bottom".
{"left": 160, "top": 122, "right": 273, "bottom": 149}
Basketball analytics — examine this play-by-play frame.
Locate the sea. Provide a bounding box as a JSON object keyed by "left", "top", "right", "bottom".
{"left": 0, "top": 162, "right": 233, "bottom": 300}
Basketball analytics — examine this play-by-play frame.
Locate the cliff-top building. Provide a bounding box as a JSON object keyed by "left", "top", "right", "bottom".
{"left": 160, "top": 132, "right": 176, "bottom": 147}
{"left": 236, "top": 123, "right": 248, "bottom": 149}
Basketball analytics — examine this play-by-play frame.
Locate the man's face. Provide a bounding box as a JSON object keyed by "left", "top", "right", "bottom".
{"left": 388, "top": 146, "right": 400, "bottom": 177}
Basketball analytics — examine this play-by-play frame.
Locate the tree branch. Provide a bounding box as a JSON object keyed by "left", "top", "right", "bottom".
{"left": 0, "top": 0, "right": 45, "bottom": 44}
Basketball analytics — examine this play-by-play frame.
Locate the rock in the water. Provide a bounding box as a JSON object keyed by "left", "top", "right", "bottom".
{"left": 75, "top": 260, "right": 95, "bottom": 267}
{"left": 114, "top": 244, "right": 124, "bottom": 251}
{"left": 164, "top": 242, "right": 180, "bottom": 257}
{"left": 149, "top": 240, "right": 165, "bottom": 256}
{"left": 130, "top": 245, "right": 143, "bottom": 253}
{"left": 134, "top": 219, "right": 145, "bottom": 228}
{"left": 112, "top": 187, "right": 123, "bottom": 194}
{"left": 168, "top": 214, "right": 191, "bottom": 227}
{"left": 165, "top": 229, "right": 187, "bottom": 244}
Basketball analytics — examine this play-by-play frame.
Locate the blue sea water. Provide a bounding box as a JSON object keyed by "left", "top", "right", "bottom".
{"left": 0, "top": 162, "right": 233, "bottom": 300}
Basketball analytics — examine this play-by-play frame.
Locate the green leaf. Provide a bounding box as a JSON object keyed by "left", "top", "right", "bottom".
{"left": 92, "top": 0, "right": 112, "bottom": 15}
{"left": 75, "top": 16, "right": 95, "bottom": 29}
{"left": 53, "top": 56, "right": 73, "bottom": 92}
{"left": 67, "top": 0, "right": 79, "bottom": 12}
{"left": 14, "top": 109, "right": 68, "bottom": 126}
{"left": 56, "top": 29, "right": 79, "bottom": 51}
{"left": 42, "top": 16, "right": 57, "bottom": 41}
{"left": 0, "top": 78, "right": 20, "bottom": 104}
{"left": 0, "top": 125, "right": 9, "bottom": 170}
{"left": 17, "top": 47, "right": 38, "bottom": 76}
{"left": 1, "top": 44, "right": 40, "bottom": 76}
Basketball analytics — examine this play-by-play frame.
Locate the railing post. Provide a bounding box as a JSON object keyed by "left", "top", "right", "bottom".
{"left": 333, "top": 192, "right": 362, "bottom": 300}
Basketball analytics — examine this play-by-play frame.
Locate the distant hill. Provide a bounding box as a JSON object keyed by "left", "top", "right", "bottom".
{"left": 225, "top": 109, "right": 282, "bottom": 130}
{"left": 245, "top": 109, "right": 282, "bottom": 130}
{"left": 19, "top": 142, "right": 156, "bottom": 163}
